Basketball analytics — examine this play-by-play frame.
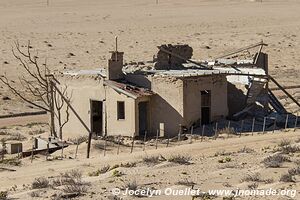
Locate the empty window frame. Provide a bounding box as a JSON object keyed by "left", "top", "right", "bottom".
{"left": 117, "top": 101, "right": 125, "bottom": 120}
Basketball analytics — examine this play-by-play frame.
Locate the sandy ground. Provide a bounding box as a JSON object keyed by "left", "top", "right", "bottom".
{"left": 0, "top": 123, "right": 300, "bottom": 200}
{"left": 0, "top": 0, "right": 300, "bottom": 114}
{"left": 0, "top": 114, "right": 48, "bottom": 128}
{"left": 1, "top": 0, "right": 300, "bottom": 199}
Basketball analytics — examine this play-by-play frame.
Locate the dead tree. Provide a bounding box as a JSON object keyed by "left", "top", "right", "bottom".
{"left": 54, "top": 85, "right": 71, "bottom": 139}
{"left": 0, "top": 40, "right": 57, "bottom": 137}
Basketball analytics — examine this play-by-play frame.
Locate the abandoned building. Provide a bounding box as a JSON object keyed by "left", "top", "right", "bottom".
{"left": 53, "top": 43, "right": 273, "bottom": 139}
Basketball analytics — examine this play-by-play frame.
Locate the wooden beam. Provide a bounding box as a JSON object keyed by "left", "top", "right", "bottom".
{"left": 268, "top": 75, "right": 300, "bottom": 108}
{"left": 215, "top": 41, "right": 268, "bottom": 60}
{"left": 270, "top": 85, "right": 300, "bottom": 91}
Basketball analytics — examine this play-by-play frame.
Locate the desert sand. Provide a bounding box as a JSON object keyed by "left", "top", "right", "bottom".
{"left": 1, "top": 0, "right": 300, "bottom": 199}
{"left": 0, "top": 0, "right": 300, "bottom": 114}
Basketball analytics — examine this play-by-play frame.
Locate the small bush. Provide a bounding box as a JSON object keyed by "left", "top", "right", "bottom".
{"left": 53, "top": 170, "right": 89, "bottom": 195}
{"left": 217, "top": 127, "right": 236, "bottom": 135}
{"left": 168, "top": 155, "right": 191, "bottom": 165}
{"left": 238, "top": 146, "right": 255, "bottom": 153}
{"left": 142, "top": 156, "right": 160, "bottom": 165}
{"left": 262, "top": 154, "right": 290, "bottom": 168}
{"left": 241, "top": 173, "right": 273, "bottom": 184}
{"left": 281, "top": 145, "right": 300, "bottom": 154}
{"left": 112, "top": 170, "right": 123, "bottom": 177}
{"left": 29, "top": 191, "right": 42, "bottom": 198}
{"left": 31, "top": 177, "right": 49, "bottom": 189}
{"left": 120, "top": 162, "right": 137, "bottom": 168}
{"left": 214, "top": 150, "right": 232, "bottom": 157}
{"left": 248, "top": 182, "right": 258, "bottom": 189}
{"left": 124, "top": 180, "right": 138, "bottom": 191}
{"left": 288, "top": 167, "right": 300, "bottom": 176}
{"left": 0, "top": 157, "right": 21, "bottom": 166}
{"left": 241, "top": 173, "right": 261, "bottom": 182}
{"left": 175, "top": 178, "right": 196, "bottom": 186}
{"left": 0, "top": 191, "right": 8, "bottom": 200}
{"left": 110, "top": 164, "right": 120, "bottom": 170}
{"left": 278, "top": 139, "right": 291, "bottom": 147}
{"left": 88, "top": 165, "right": 110, "bottom": 176}
{"left": 218, "top": 157, "right": 232, "bottom": 163}
{"left": 280, "top": 173, "right": 295, "bottom": 182}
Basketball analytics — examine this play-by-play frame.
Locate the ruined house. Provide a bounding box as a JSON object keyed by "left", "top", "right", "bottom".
{"left": 54, "top": 44, "right": 270, "bottom": 139}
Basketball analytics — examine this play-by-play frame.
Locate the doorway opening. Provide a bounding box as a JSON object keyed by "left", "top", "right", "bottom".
{"left": 138, "top": 102, "right": 149, "bottom": 136}
{"left": 201, "top": 90, "right": 211, "bottom": 125}
{"left": 90, "top": 100, "right": 103, "bottom": 136}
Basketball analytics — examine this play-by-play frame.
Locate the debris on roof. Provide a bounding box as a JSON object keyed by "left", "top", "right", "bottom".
{"left": 104, "top": 80, "right": 154, "bottom": 99}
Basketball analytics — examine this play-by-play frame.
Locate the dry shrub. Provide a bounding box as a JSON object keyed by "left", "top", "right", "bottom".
{"left": 241, "top": 173, "right": 273, "bottom": 183}
{"left": 0, "top": 191, "right": 8, "bottom": 200}
{"left": 217, "top": 127, "right": 236, "bottom": 135}
{"left": 142, "top": 156, "right": 161, "bottom": 166}
{"left": 248, "top": 182, "right": 258, "bottom": 189}
{"left": 175, "top": 178, "right": 196, "bottom": 186}
{"left": 288, "top": 167, "right": 300, "bottom": 176}
{"left": 31, "top": 177, "right": 49, "bottom": 189}
{"left": 168, "top": 155, "right": 191, "bottom": 165}
{"left": 29, "top": 190, "right": 42, "bottom": 198}
{"left": 280, "top": 173, "right": 295, "bottom": 182}
{"left": 120, "top": 162, "right": 137, "bottom": 168}
{"left": 0, "top": 157, "right": 21, "bottom": 166}
{"left": 237, "top": 146, "right": 255, "bottom": 153}
{"left": 214, "top": 150, "right": 233, "bottom": 157}
{"left": 68, "top": 136, "right": 88, "bottom": 144}
{"left": 278, "top": 139, "right": 292, "bottom": 147}
{"left": 124, "top": 180, "right": 138, "bottom": 191}
{"left": 281, "top": 145, "right": 300, "bottom": 154}
{"left": 262, "top": 154, "right": 290, "bottom": 168}
{"left": 53, "top": 170, "right": 89, "bottom": 195}
{"left": 88, "top": 165, "right": 110, "bottom": 177}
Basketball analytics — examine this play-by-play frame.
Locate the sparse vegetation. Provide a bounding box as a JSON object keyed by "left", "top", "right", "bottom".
{"left": 218, "top": 157, "right": 232, "bottom": 163}
{"left": 278, "top": 139, "right": 291, "bottom": 147}
{"left": 0, "top": 157, "right": 21, "bottom": 166}
{"left": 120, "top": 162, "right": 137, "bottom": 168}
{"left": 237, "top": 146, "right": 255, "bottom": 153}
{"left": 142, "top": 156, "right": 161, "bottom": 165}
{"left": 52, "top": 170, "right": 89, "bottom": 195}
{"left": 175, "top": 178, "right": 196, "bottom": 186}
{"left": 31, "top": 177, "right": 49, "bottom": 189}
{"left": 168, "top": 155, "right": 191, "bottom": 165}
{"left": 241, "top": 173, "right": 273, "bottom": 183}
{"left": 280, "top": 173, "right": 295, "bottom": 182}
{"left": 217, "top": 127, "right": 237, "bottom": 136}
{"left": 29, "top": 190, "right": 42, "bottom": 198}
{"left": 124, "top": 180, "right": 138, "bottom": 191}
{"left": 214, "top": 150, "right": 233, "bottom": 157}
{"left": 262, "top": 154, "right": 290, "bottom": 168}
{"left": 88, "top": 165, "right": 110, "bottom": 176}
{"left": 247, "top": 182, "right": 258, "bottom": 189}
{"left": 0, "top": 191, "right": 8, "bottom": 200}
{"left": 112, "top": 170, "right": 123, "bottom": 177}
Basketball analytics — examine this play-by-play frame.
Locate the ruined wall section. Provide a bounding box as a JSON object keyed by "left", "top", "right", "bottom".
{"left": 154, "top": 44, "right": 193, "bottom": 70}
{"left": 183, "top": 75, "right": 228, "bottom": 127}
{"left": 150, "top": 76, "right": 184, "bottom": 136}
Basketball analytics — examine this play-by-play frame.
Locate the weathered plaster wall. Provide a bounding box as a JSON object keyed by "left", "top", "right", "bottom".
{"left": 105, "top": 86, "right": 136, "bottom": 137}
{"left": 183, "top": 75, "right": 228, "bottom": 127}
{"left": 54, "top": 76, "right": 105, "bottom": 139}
{"left": 150, "top": 76, "right": 184, "bottom": 137}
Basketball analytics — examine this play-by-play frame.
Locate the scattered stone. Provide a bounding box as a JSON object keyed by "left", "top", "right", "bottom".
{"left": 2, "top": 96, "right": 11, "bottom": 101}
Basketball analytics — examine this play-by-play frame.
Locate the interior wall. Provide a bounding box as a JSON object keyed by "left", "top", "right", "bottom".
{"left": 183, "top": 75, "right": 228, "bottom": 128}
